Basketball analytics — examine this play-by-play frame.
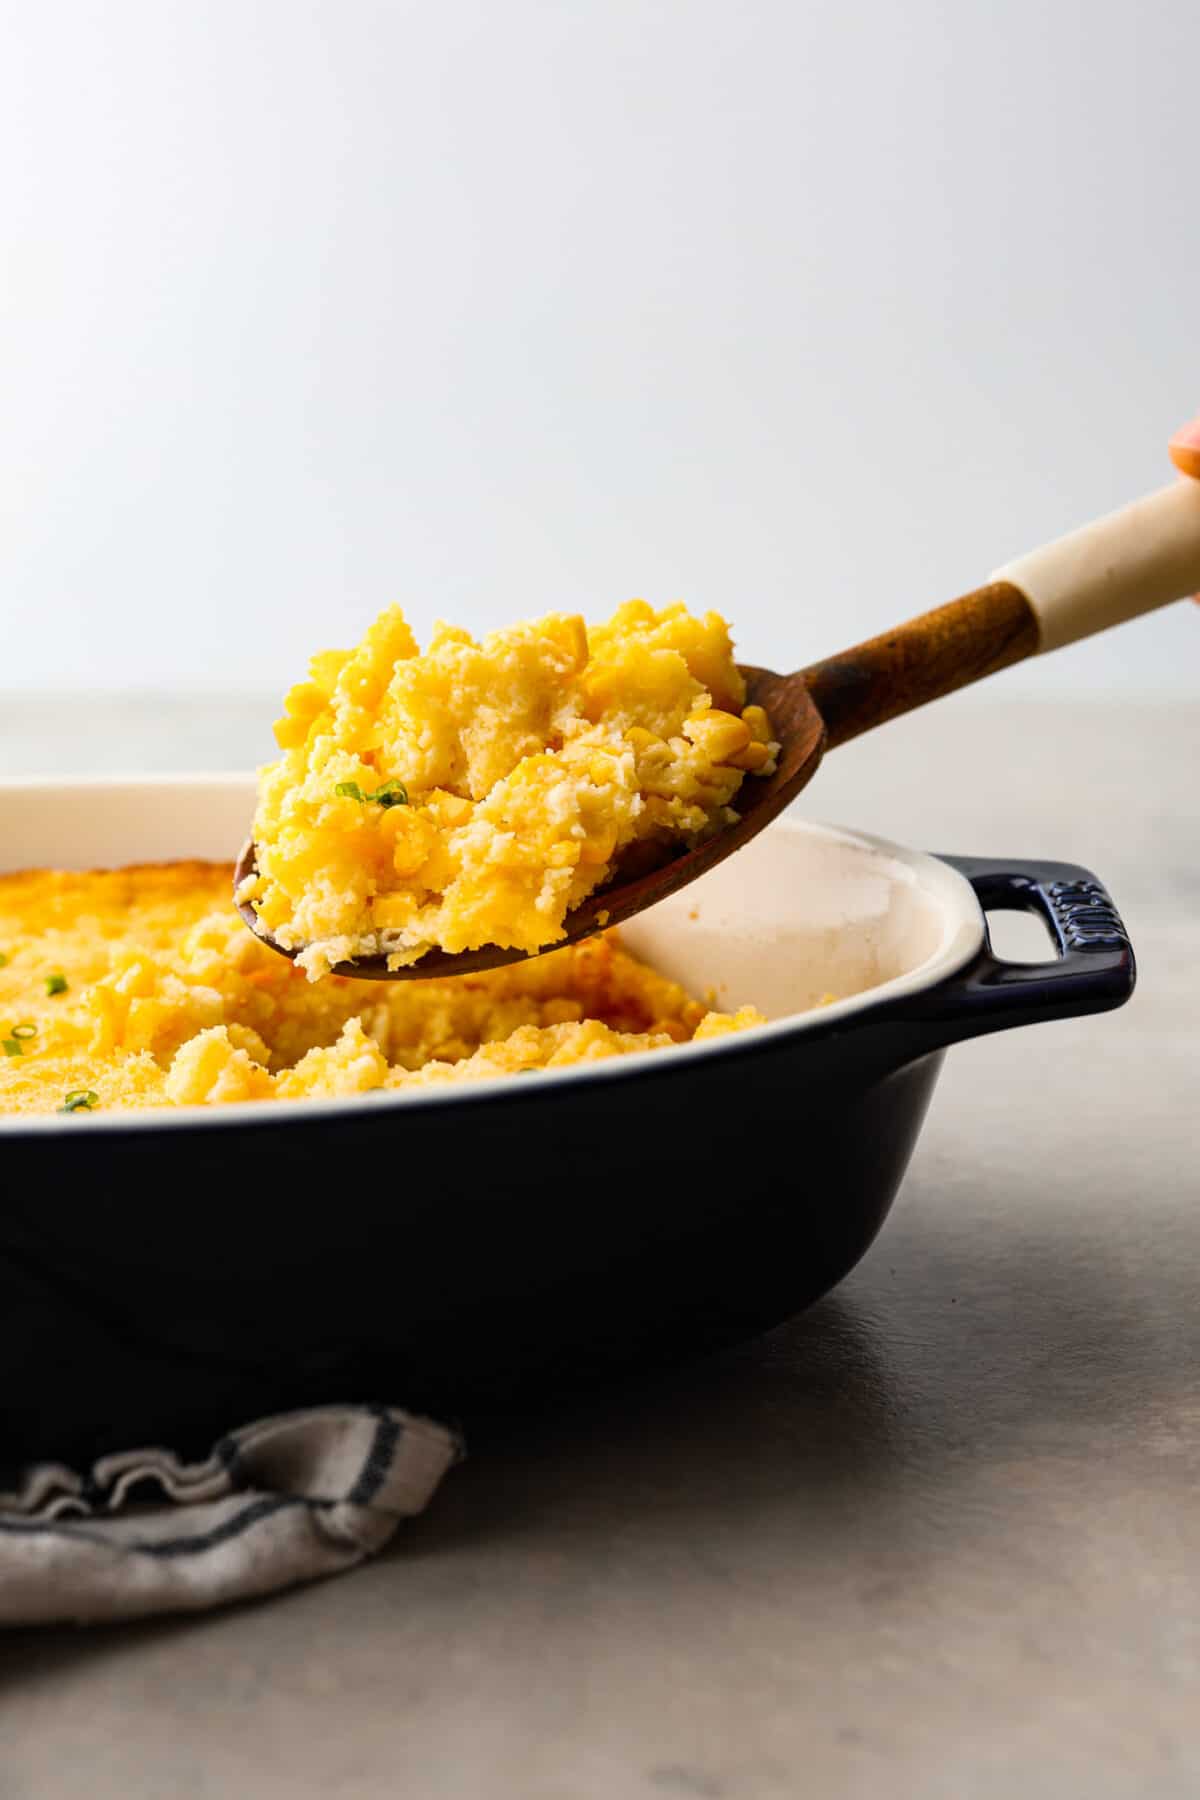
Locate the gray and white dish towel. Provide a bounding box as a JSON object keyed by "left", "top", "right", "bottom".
{"left": 0, "top": 1405, "right": 462, "bottom": 1626}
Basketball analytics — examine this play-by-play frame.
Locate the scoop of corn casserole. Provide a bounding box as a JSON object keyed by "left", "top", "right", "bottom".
{"left": 239, "top": 600, "right": 778, "bottom": 977}
{"left": 0, "top": 863, "right": 765, "bottom": 1115}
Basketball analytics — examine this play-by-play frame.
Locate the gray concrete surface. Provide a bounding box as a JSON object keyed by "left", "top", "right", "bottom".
{"left": 1, "top": 696, "right": 1197, "bottom": 1798}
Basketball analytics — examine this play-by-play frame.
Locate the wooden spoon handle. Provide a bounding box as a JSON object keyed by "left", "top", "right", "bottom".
{"left": 802, "top": 478, "right": 1200, "bottom": 751}
{"left": 991, "top": 478, "right": 1200, "bottom": 652}
{"left": 800, "top": 582, "right": 1038, "bottom": 750}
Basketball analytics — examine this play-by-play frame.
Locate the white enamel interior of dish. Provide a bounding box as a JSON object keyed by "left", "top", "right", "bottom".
{"left": 620, "top": 829, "right": 965, "bottom": 1020}
{"left": 0, "top": 776, "right": 984, "bottom": 1130}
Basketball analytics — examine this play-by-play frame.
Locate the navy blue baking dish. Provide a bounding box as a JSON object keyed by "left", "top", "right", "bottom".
{"left": 0, "top": 779, "right": 1134, "bottom": 1469}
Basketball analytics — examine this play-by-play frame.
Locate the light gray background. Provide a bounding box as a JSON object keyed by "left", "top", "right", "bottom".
{"left": 2, "top": 0, "right": 1197, "bottom": 706}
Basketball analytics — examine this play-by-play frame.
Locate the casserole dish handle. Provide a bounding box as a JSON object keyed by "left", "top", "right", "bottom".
{"left": 904, "top": 856, "right": 1135, "bottom": 1045}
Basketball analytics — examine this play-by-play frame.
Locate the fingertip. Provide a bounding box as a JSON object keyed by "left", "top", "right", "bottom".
{"left": 1168, "top": 414, "right": 1200, "bottom": 480}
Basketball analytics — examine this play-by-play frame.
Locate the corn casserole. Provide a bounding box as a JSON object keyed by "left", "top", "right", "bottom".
{"left": 239, "top": 600, "right": 778, "bottom": 976}
{"left": 0, "top": 862, "right": 766, "bottom": 1116}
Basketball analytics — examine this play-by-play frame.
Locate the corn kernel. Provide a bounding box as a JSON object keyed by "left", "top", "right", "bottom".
{"left": 684, "top": 709, "right": 753, "bottom": 762}
{"left": 579, "top": 830, "right": 618, "bottom": 867}
{"left": 390, "top": 843, "right": 426, "bottom": 879}
{"left": 85, "top": 986, "right": 120, "bottom": 1054}
{"left": 741, "top": 704, "right": 772, "bottom": 744}
{"left": 550, "top": 615, "right": 589, "bottom": 671}
{"left": 728, "top": 740, "right": 773, "bottom": 772}
{"left": 272, "top": 679, "right": 328, "bottom": 749}
{"left": 113, "top": 957, "right": 157, "bottom": 999}
{"left": 429, "top": 789, "right": 472, "bottom": 828}
{"left": 372, "top": 893, "right": 419, "bottom": 929}
{"left": 123, "top": 996, "right": 170, "bottom": 1052}
{"left": 273, "top": 715, "right": 306, "bottom": 750}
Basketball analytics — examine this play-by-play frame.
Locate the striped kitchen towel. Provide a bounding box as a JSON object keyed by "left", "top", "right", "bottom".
{"left": 0, "top": 1404, "right": 462, "bottom": 1626}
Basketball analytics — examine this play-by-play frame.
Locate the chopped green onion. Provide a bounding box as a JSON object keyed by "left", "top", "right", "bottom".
{"left": 11, "top": 1023, "right": 36, "bottom": 1040}
{"left": 45, "top": 973, "right": 68, "bottom": 996}
{"left": 372, "top": 779, "right": 409, "bottom": 808}
{"left": 334, "top": 778, "right": 409, "bottom": 808}
{"left": 59, "top": 1089, "right": 99, "bottom": 1113}
{"left": 2, "top": 1038, "right": 21, "bottom": 1057}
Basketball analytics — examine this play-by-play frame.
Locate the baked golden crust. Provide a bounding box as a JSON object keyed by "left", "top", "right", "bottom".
{"left": 0, "top": 861, "right": 764, "bottom": 1114}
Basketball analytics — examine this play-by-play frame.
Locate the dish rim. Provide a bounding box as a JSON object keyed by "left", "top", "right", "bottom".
{"left": 0, "top": 777, "right": 983, "bottom": 1136}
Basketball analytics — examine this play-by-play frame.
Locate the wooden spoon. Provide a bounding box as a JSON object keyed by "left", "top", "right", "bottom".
{"left": 236, "top": 478, "right": 1200, "bottom": 980}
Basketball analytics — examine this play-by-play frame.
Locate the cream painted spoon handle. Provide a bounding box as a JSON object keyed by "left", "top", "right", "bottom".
{"left": 992, "top": 478, "right": 1200, "bottom": 653}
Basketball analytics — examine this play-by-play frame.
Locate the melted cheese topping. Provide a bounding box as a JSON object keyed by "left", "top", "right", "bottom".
{"left": 241, "top": 600, "right": 777, "bottom": 976}
{"left": 0, "top": 863, "right": 765, "bottom": 1116}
